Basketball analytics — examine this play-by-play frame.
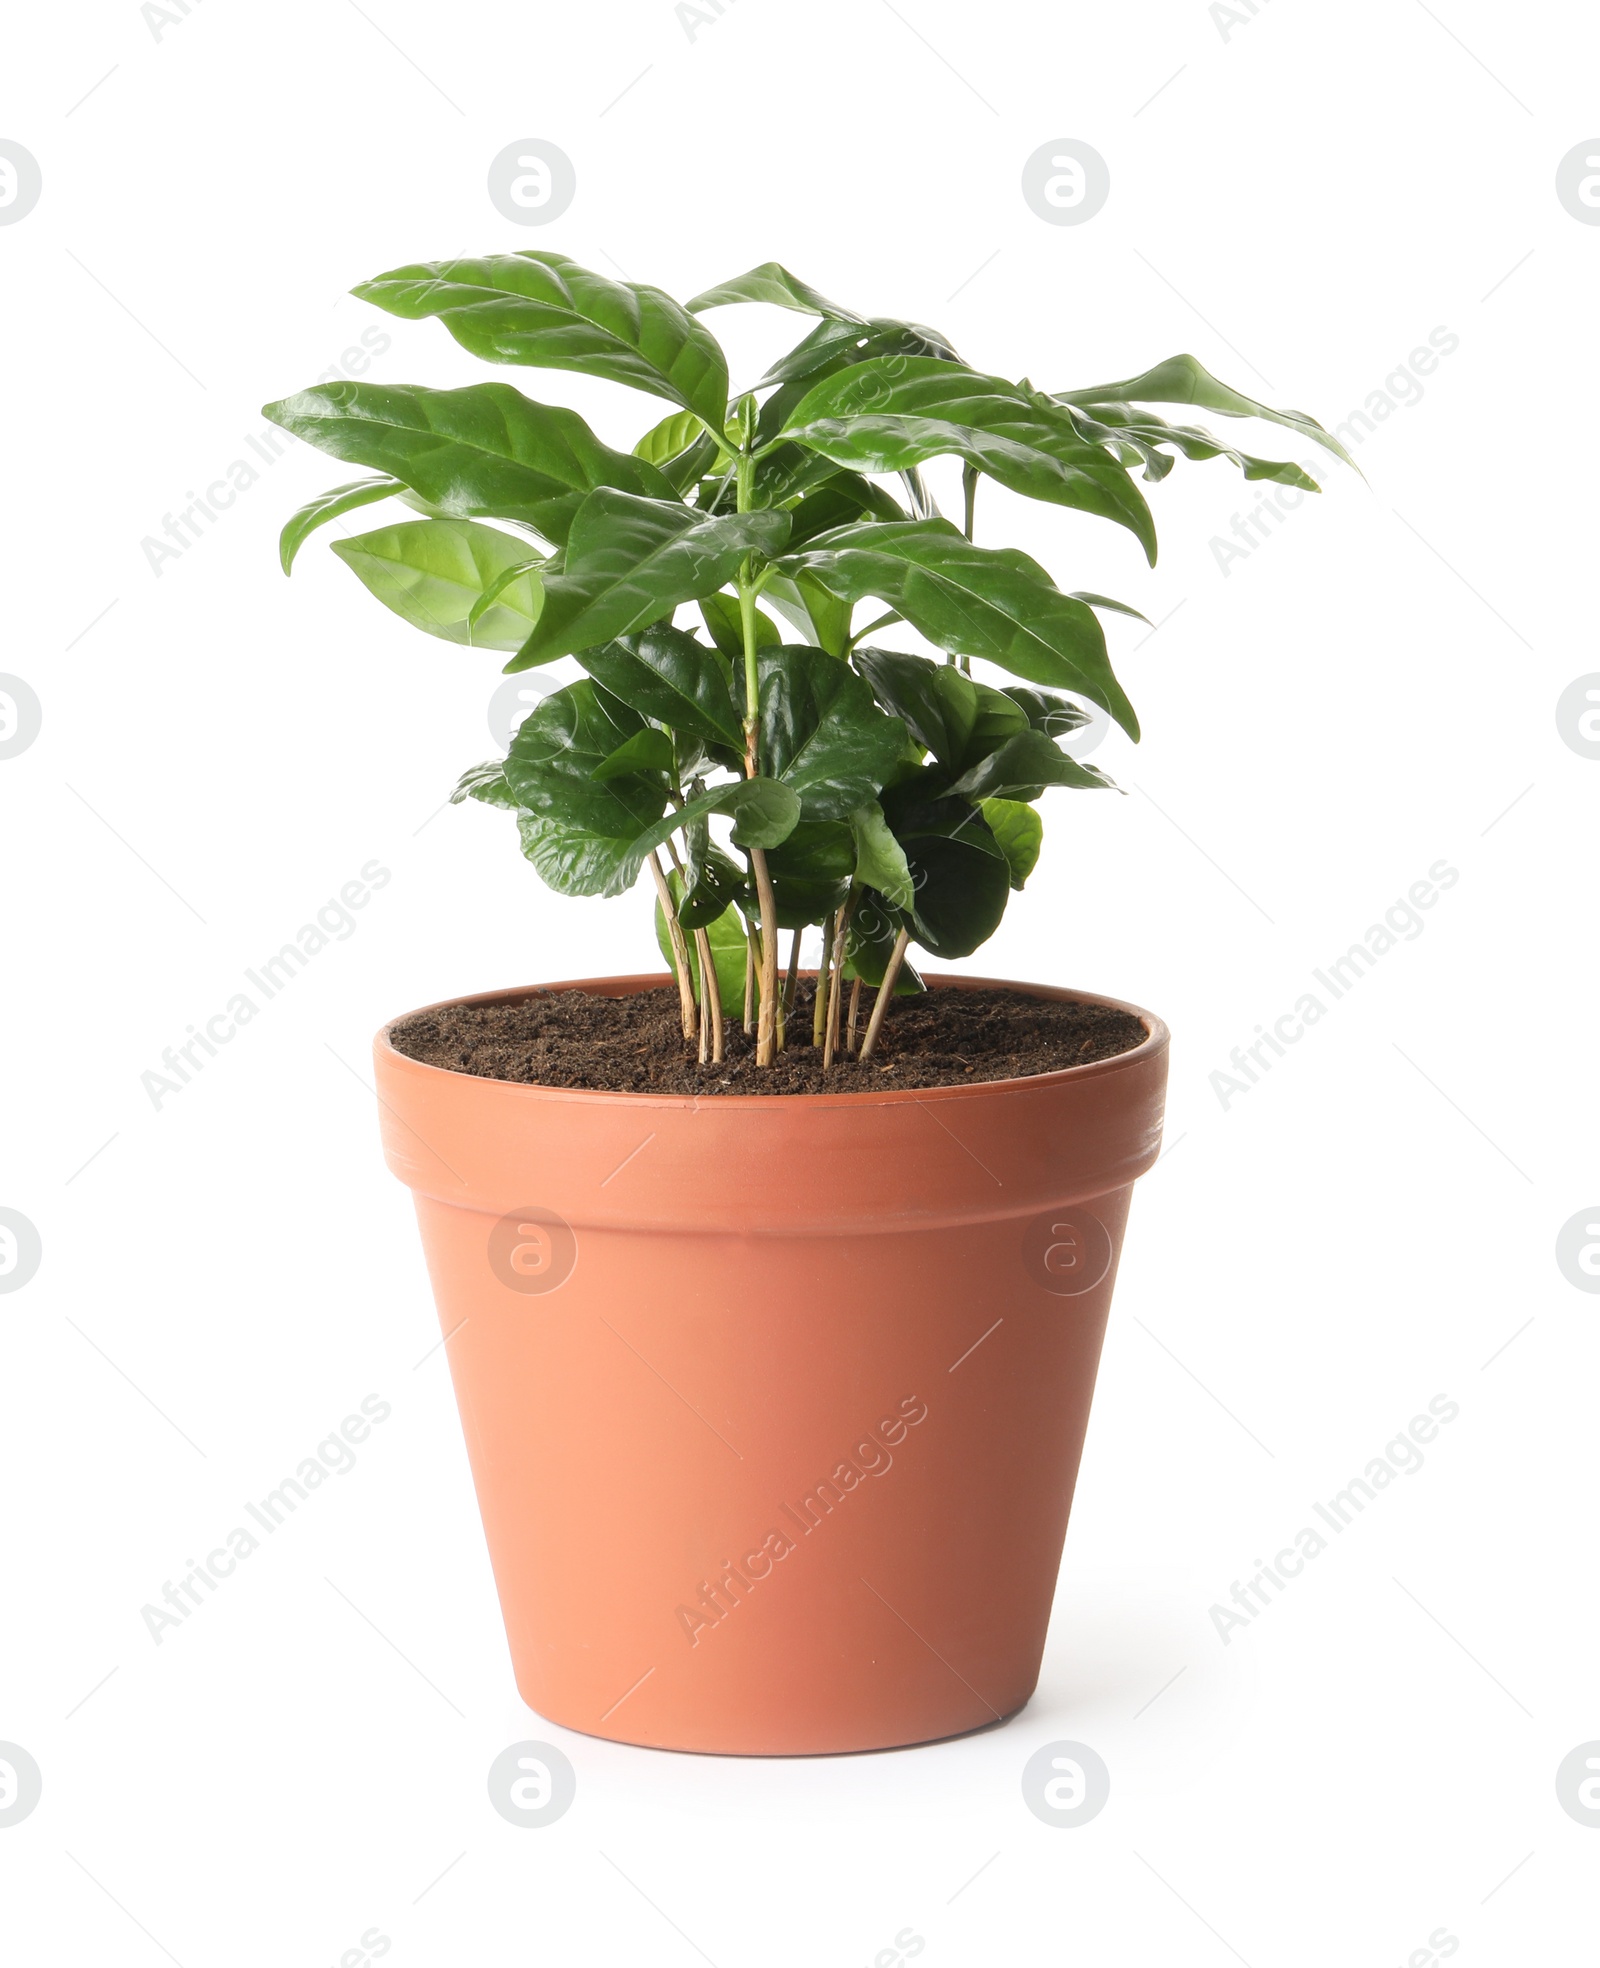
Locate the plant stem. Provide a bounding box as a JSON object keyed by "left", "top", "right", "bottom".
{"left": 734, "top": 443, "right": 780, "bottom": 1066}
{"left": 847, "top": 608, "right": 902, "bottom": 652}
{"left": 692, "top": 925, "right": 723, "bottom": 1064}
{"left": 743, "top": 922, "right": 755, "bottom": 1035}
{"left": 750, "top": 850, "right": 779, "bottom": 1064}
{"left": 648, "top": 851, "right": 698, "bottom": 1045}
{"left": 846, "top": 973, "right": 862, "bottom": 1054}
{"left": 858, "top": 926, "right": 910, "bottom": 1063}
{"left": 821, "top": 891, "right": 855, "bottom": 1071}
{"left": 812, "top": 922, "right": 829, "bottom": 1048}
{"left": 783, "top": 927, "right": 802, "bottom": 1016}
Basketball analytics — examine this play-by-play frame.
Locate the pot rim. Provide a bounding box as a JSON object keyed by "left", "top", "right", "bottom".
{"left": 375, "top": 971, "right": 1170, "bottom": 1112}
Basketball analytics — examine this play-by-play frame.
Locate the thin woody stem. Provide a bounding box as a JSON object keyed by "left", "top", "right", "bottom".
{"left": 812, "top": 919, "right": 830, "bottom": 1048}
{"left": 750, "top": 849, "right": 780, "bottom": 1063}
{"left": 821, "top": 892, "right": 855, "bottom": 1070}
{"left": 693, "top": 926, "right": 724, "bottom": 1064}
{"left": 858, "top": 926, "right": 910, "bottom": 1063}
{"left": 648, "top": 851, "right": 697, "bottom": 1045}
{"left": 846, "top": 973, "right": 862, "bottom": 1054}
{"left": 783, "top": 926, "right": 802, "bottom": 1016}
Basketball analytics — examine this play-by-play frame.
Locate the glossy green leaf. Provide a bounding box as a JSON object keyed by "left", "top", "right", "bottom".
{"left": 1054, "top": 352, "right": 1355, "bottom": 469}
{"left": 634, "top": 408, "right": 709, "bottom": 465}
{"left": 509, "top": 491, "right": 790, "bottom": 670}
{"left": 698, "top": 590, "right": 781, "bottom": 660}
{"left": 677, "top": 837, "right": 747, "bottom": 930}
{"left": 902, "top": 822, "right": 1011, "bottom": 959}
{"left": 578, "top": 622, "right": 743, "bottom": 745}
{"left": 852, "top": 649, "right": 981, "bottom": 770}
{"left": 999, "top": 685, "right": 1091, "bottom": 735}
{"left": 634, "top": 409, "right": 724, "bottom": 496}
{"left": 981, "top": 798, "right": 1043, "bottom": 889}
{"left": 330, "top": 518, "right": 543, "bottom": 649}
{"left": 449, "top": 760, "right": 519, "bottom": 808}
{"left": 278, "top": 475, "right": 403, "bottom": 573}
{"left": 947, "top": 728, "right": 1116, "bottom": 801}
{"left": 779, "top": 471, "right": 906, "bottom": 551}
{"left": 354, "top": 250, "right": 731, "bottom": 427}
{"left": 622, "top": 775, "right": 800, "bottom": 883}
{"left": 760, "top": 316, "right": 960, "bottom": 391}
{"left": 758, "top": 645, "right": 907, "bottom": 820}
{"left": 467, "top": 552, "right": 549, "bottom": 632}
{"left": 850, "top": 802, "right": 915, "bottom": 911}
{"left": 263, "top": 382, "right": 677, "bottom": 549}
{"left": 781, "top": 518, "right": 1139, "bottom": 737}
{"left": 594, "top": 727, "right": 675, "bottom": 782}
{"left": 504, "top": 680, "right": 667, "bottom": 847}
{"left": 779, "top": 357, "right": 1156, "bottom": 563}
{"left": 687, "top": 262, "right": 861, "bottom": 320}
{"left": 518, "top": 809, "right": 644, "bottom": 897}
{"left": 764, "top": 819, "right": 853, "bottom": 928}
{"left": 1063, "top": 402, "right": 1320, "bottom": 490}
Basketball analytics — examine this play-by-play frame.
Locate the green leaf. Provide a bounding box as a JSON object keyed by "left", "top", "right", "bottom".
{"left": 509, "top": 491, "right": 790, "bottom": 670}
{"left": 467, "top": 552, "right": 549, "bottom": 632}
{"left": 353, "top": 250, "right": 731, "bottom": 428}
{"left": 1055, "top": 352, "right": 1355, "bottom": 470}
{"left": 687, "top": 262, "right": 862, "bottom": 320}
{"left": 503, "top": 680, "right": 667, "bottom": 847}
{"left": 779, "top": 357, "right": 1156, "bottom": 563}
{"left": 677, "top": 835, "right": 747, "bottom": 929}
{"left": 852, "top": 648, "right": 980, "bottom": 771}
{"left": 698, "top": 590, "right": 781, "bottom": 659}
{"left": 999, "top": 685, "right": 1092, "bottom": 736}
{"left": 1068, "top": 590, "right": 1150, "bottom": 624}
{"left": 278, "top": 475, "right": 403, "bottom": 573}
{"left": 850, "top": 802, "right": 915, "bottom": 911}
{"left": 902, "top": 823, "right": 1012, "bottom": 959}
{"left": 1063, "top": 402, "right": 1321, "bottom": 490}
{"left": 634, "top": 408, "right": 709, "bottom": 465}
{"left": 634, "top": 409, "right": 724, "bottom": 497}
{"left": 331, "top": 518, "right": 543, "bottom": 650}
{"left": 758, "top": 645, "right": 907, "bottom": 820}
{"left": 449, "top": 760, "right": 519, "bottom": 808}
{"left": 518, "top": 809, "right": 644, "bottom": 897}
{"left": 262, "top": 382, "right": 678, "bottom": 549}
{"left": 622, "top": 775, "right": 801, "bottom": 884}
{"left": 764, "top": 819, "right": 853, "bottom": 928}
{"left": 779, "top": 471, "right": 907, "bottom": 551}
{"left": 947, "top": 728, "right": 1117, "bottom": 801}
{"left": 781, "top": 519, "right": 1139, "bottom": 738}
{"left": 844, "top": 898, "right": 925, "bottom": 994}
{"left": 594, "top": 727, "right": 675, "bottom": 781}
{"left": 981, "top": 798, "right": 1043, "bottom": 889}
{"left": 746, "top": 569, "right": 852, "bottom": 656}
{"left": 578, "top": 622, "right": 743, "bottom": 745}
{"left": 760, "top": 316, "right": 960, "bottom": 392}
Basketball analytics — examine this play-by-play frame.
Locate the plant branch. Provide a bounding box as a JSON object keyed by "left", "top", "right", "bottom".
{"left": 692, "top": 925, "right": 724, "bottom": 1064}
{"left": 858, "top": 927, "right": 911, "bottom": 1063}
{"left": 648, "top": 851, "right": 698, "bottom": 1045}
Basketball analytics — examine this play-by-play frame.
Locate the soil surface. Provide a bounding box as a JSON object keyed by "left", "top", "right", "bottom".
{"left": 388, "top": 983, "right": 1148, "bottom": 1095}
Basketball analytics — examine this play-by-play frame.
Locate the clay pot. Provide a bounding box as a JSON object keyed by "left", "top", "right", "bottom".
{"left": 374, "top": 972, "right": 1168, "bottom": 1756}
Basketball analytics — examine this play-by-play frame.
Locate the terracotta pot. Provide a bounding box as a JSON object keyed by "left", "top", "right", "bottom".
{"left": 373, "top": 972, "right": 1169, "bottom": 1756}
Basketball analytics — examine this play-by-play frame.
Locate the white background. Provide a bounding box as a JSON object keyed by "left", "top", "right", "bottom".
{"left": 2, "top": 0, "right": 1597, "bottom": 1961}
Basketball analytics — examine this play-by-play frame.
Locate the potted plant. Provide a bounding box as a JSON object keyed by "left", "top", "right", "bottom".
{"left": 265, "top": 252, "right": 1344, "bottom": 1755}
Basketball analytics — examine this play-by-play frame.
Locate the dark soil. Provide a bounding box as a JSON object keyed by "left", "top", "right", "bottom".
{"left": 388, "top": 983, "right": 1148, "bottom": 1096}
